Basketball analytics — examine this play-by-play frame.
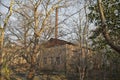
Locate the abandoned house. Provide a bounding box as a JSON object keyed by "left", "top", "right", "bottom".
{"left": 38, "top": 38, "right": 76, "bottom": 72}
{"left": 37, "top": 38, "right": 92, "bottom": 74}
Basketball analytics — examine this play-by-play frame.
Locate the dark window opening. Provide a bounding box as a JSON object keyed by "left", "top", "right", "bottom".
{"left": 43, "top": 57, "right": 47, "bottom": 64}
{"left": 50, "top": 57, "right": 54, "bottom": 64}
{"left": 56, "top": 57, "right": 60, "bottom": 65}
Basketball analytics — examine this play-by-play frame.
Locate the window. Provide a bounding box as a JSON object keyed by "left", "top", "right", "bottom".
{"left": 56, "top": 57, "right": 60, "bottom": 65}
{"left": 43, "top": 57, "right": 47, "bottom": 64}
{"left": 50, "top": 57, "right": 54, "bottom": 64}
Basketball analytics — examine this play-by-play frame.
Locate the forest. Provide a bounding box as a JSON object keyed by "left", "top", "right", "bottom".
{"left": 0, "top": 0, "right": 120, "bottom": 80}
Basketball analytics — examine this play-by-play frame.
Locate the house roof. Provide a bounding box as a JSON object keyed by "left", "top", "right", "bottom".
{"left": 41, "top": 38, "right": 75, "bottom": 48}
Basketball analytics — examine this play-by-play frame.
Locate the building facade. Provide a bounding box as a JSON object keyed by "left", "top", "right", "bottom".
{"left": 38, "top": 38, "right": 92, "bottom": 74}
{"left": 38, "top": 38, "right": 77, "bottom": 73}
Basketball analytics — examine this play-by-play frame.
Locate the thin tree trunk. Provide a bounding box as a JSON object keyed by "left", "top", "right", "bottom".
{"left": 26, "top": 34, "right": 39, "bottom": 80}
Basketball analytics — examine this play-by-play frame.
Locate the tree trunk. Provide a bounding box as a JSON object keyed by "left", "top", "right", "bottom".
{"left": 26, "top": 66, "right": 35, "bottom": 80}
{"left": 26, "top": 34, "right": 39, "bottom": 80}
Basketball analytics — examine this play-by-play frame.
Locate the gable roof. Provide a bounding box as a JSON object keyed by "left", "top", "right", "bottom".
{"left": 41, "top": 38, "right": 75, "bottom": 48}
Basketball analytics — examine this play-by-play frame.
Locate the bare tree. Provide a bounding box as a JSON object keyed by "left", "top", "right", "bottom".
{"left": 67, "top": 0, "right": 91, "bottom": 80}
{"left": 0, "top": 0, "right": 14, "bottom": 79}
{"left": 2, "top": 0, "right": 73, "bottom": 79}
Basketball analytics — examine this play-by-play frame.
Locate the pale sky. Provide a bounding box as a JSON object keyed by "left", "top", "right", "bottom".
{"left": 0, "top": 0, "right": 10, "bottom": 14}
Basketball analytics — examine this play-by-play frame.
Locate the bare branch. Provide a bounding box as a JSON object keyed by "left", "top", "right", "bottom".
{"left": 3, "top": 0, "right": 14, "bottom": 29}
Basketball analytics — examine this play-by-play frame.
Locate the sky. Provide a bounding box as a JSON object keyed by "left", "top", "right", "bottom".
{"left": 0, "top": 0, "right": 18, "bottom": 27}
{"left": 0, "top": 0, "right": 10, "bottom": 14}
{"left": 0, "top": 0, "right": 9, "bottom": 27}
